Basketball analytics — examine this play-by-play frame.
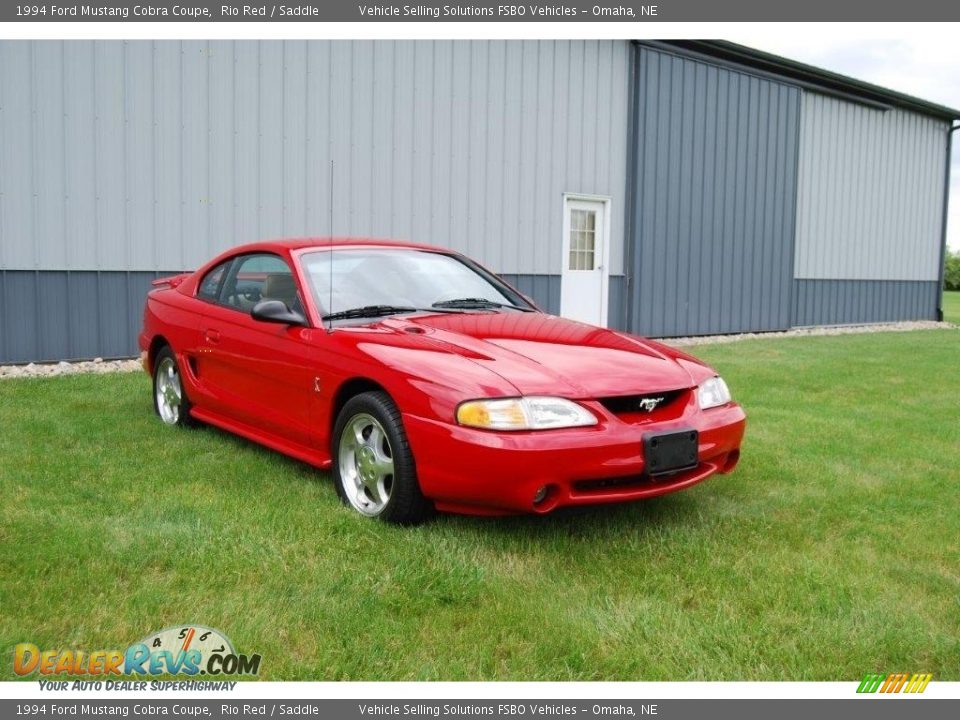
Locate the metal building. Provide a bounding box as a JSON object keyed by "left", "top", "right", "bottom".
{"left": 0, "top": 39, "right": 956, "bottom": 363}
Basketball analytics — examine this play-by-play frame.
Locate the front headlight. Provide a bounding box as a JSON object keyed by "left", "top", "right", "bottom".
{"left": 698, "top": 376, "right": 732, "bottom": 410}
{"left": 456, "top": 396, "right": 598, "bottom": 431}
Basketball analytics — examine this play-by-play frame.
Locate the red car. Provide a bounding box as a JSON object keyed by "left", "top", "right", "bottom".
{"left": 139, "top": 239, "right": 745, "bottom": 523}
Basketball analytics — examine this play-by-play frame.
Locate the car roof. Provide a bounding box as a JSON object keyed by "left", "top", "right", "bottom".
{"left": 227, "top": 237, "right": 451, "bottom": 255}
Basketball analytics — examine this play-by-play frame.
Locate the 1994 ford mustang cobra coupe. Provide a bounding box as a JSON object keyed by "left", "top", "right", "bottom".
{"left": 140, "top": 239, "right": 746, "bottom": 523}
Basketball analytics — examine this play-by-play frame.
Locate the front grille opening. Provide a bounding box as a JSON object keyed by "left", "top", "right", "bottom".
{"left": 573, "top": 463, "right": 704, "bottom": 495}
{"left": 598, "top": 388, "right": 687, "bottom": 416}
{"left": 573, "top": 475, "right": 649, "bottom": 493}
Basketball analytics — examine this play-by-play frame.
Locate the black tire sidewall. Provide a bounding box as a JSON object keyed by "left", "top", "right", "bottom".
{"left": 332, "top": 391, "right": 431, "bottom": 523}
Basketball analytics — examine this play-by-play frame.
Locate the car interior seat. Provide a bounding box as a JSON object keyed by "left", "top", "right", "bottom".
{"left": 262, "top": 273, "right": 299, "bottom": 309}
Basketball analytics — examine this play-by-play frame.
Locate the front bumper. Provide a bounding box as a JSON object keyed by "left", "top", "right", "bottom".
{"left": 403, "top": 401, "right": 746, "bottom": 515}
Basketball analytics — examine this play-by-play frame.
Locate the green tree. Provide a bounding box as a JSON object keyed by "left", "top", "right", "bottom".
{"left": 945, "top": 249, "right": 960, "bottom": 291}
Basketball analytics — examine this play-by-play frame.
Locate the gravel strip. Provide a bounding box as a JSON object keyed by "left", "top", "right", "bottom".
{"left": 0, "top": 320, "right": 954, "bottom": 380}
{"left": 662, "top": 319, "right": 955, "bottom": 348}
{"left": 0, "top": 357, "right": 142, "bottom": 380}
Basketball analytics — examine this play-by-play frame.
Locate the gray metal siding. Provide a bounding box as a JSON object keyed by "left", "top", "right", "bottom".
{"left": 627, "top": 46, "right": 801, "bottom": 337}
{"left": 0, "top": 40, "right": 630, "bottom": 277}
{"left": 794, "top": 93, "right": 949, "bottom": 282}
{"left": 499, "top": 274, "right": 561, "bottom": 316}
{"left": 606, "top": 275, "right": 628, "bottom": 332}
{"left": 792, "top": 279, "right": 940, "bottom": 326}
{"left": 0, "top": 270, "right": 180, "bottom": 363}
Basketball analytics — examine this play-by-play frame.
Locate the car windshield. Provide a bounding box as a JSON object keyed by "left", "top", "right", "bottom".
{"left": 299, "top": 248, "right": 530, "bottom": 318}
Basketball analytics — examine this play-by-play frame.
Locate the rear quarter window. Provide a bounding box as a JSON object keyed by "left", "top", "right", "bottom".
{"left": 197, "top": 261, "right": 229, "bottom": 301}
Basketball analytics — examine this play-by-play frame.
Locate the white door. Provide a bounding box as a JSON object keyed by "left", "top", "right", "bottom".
{"left": 560, "top": 195, "right": 610, "bottom": 326}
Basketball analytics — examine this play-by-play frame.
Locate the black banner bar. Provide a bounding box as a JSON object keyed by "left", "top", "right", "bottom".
{"left": 3, "top": 0, "right": 960, "bottom": 22}
{"left": 2, "top": 699, "right": 958, "bottom": 719}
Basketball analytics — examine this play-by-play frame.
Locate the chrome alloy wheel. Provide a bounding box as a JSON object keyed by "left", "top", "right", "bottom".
{"left": 155, "top": 356, "right": 183, "bottom": 425}
{"left": 338, "top": 412, "right": 395, "bottom": 516}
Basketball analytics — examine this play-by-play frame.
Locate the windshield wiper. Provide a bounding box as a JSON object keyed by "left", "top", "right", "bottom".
{"left": 322, "top": 304, "right": 467, "bottom": 322}
{"left": 431, "top": 297, "right": 533, "bottom": 311}
{"left": 322, "top": 305, "right": 419, "bottom": 321}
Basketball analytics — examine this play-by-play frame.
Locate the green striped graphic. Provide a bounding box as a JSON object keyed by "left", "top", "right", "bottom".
{"left": 857, "top": 673, "right": 886, "bottom": 693}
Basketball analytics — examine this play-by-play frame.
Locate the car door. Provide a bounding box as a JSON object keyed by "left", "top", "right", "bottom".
{"left": 196, "top": 252, "right": 319, "bottom": 448}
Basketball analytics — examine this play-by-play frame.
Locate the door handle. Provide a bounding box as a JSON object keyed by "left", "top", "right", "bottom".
{"left": 204, "top": 329, "right": 221, "bottom": 344}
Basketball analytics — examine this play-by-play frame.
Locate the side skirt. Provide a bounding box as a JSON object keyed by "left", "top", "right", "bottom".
{"left": 189, "top": 406, "right": 332, "bottom": 470}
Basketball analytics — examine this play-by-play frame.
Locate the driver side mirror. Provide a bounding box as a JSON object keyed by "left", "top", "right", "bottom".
{"left": 251, "top": 300, "right": 307, "bottom": 327}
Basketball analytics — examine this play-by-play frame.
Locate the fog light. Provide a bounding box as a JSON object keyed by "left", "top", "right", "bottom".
{"left": 533, "top": 485, "right": 550, "bottom": 504}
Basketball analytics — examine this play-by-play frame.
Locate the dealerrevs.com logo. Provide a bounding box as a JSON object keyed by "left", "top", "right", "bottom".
{"left": 14, "top": 625, "right": 261, "bottom": 677}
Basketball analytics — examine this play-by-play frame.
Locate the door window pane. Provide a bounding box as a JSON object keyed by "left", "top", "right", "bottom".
{"left": 568, "top": 210, "right": 596, "bottom": 271}
{"left": 223, "top": 253, "right": 299, "bottom": 311}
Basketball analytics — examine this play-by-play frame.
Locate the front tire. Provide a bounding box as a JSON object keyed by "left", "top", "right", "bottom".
{"left": 332, "top": 391, "right": 433, "bottom": 524}
{"left": 152, "top": 346, "right": 195, "bottom": 427}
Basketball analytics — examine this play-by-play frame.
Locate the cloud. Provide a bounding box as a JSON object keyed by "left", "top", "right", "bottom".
{"left": 745, "top": 38, "right": 960, "bottom": 109}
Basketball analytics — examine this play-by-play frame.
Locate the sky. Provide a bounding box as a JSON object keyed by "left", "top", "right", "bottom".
{"left": 740, "top": 37, "right": 960, "bottom": 254}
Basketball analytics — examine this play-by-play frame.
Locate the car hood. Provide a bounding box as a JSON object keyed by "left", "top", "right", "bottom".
{"left": 378, "top": 312, "right": 698, "bottom": 398}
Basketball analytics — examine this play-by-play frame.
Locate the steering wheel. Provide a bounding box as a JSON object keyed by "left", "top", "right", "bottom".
{"left": 225, "top": 286, "right": 262, "bottom": 309}
{"left": 235, "top": 287, "right": 261, "bottom": 303}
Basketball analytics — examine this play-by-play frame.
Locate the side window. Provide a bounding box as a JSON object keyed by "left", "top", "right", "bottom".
{"left": 197, "top": 261, "right": 229, "bottom": 301}
{"left": 221, "top": 253, "right": 301, "bottom": 313}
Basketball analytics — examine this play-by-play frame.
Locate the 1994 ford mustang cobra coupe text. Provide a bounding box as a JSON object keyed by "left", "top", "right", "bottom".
{"left": 139, "top": 238, "right": 746, "bottom": 523}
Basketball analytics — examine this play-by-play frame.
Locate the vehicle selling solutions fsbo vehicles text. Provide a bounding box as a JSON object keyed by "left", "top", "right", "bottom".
{"left": 356, "top": 5, "right": 654, "bottom": 17}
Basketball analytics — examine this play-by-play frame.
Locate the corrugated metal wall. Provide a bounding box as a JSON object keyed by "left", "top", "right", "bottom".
{"left": 0, "top": 270, "right": 180, "bottom": 361}
{"left": 1, "top": 39, "right": 952, "bottom": 362}
{"left": 0, "top": 40, "right": 630, "bottom": 277}
{"left": 0, "top": 39, "right": 631, "bottom": 363}
{"left": 793, "top": 279, "right": 940, "bottom": 326}
{"left": 795, "top": 93, "right": 949, "bottom": 282}
{"left": 627, "top": 45, "right": 801, "bottom": 337}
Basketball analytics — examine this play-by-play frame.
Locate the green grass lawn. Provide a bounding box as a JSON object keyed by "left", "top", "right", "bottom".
{"left": 2, "top": 327, "right": 959, "bottom": 681}
{"left": 944, "top": 291, "right": 960, "bottom": 325}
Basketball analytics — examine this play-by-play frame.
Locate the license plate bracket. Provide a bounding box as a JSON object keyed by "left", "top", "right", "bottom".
{"left": 643, "top": 429, "right": 699, "bottom": 476}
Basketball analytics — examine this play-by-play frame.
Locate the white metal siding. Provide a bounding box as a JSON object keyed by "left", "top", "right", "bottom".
{"left": 0, "top": 40, "right": 630, "bottom": 276}
{"left": 794, "top": 93, "right": 948, "bottom": 282}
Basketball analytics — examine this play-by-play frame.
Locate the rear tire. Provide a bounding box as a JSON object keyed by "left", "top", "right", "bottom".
{"left": 332, "top": 391, "right": 433, "bottom": 524}
{"left": 152, "top": 346, "right": 195, "bottom": 428}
